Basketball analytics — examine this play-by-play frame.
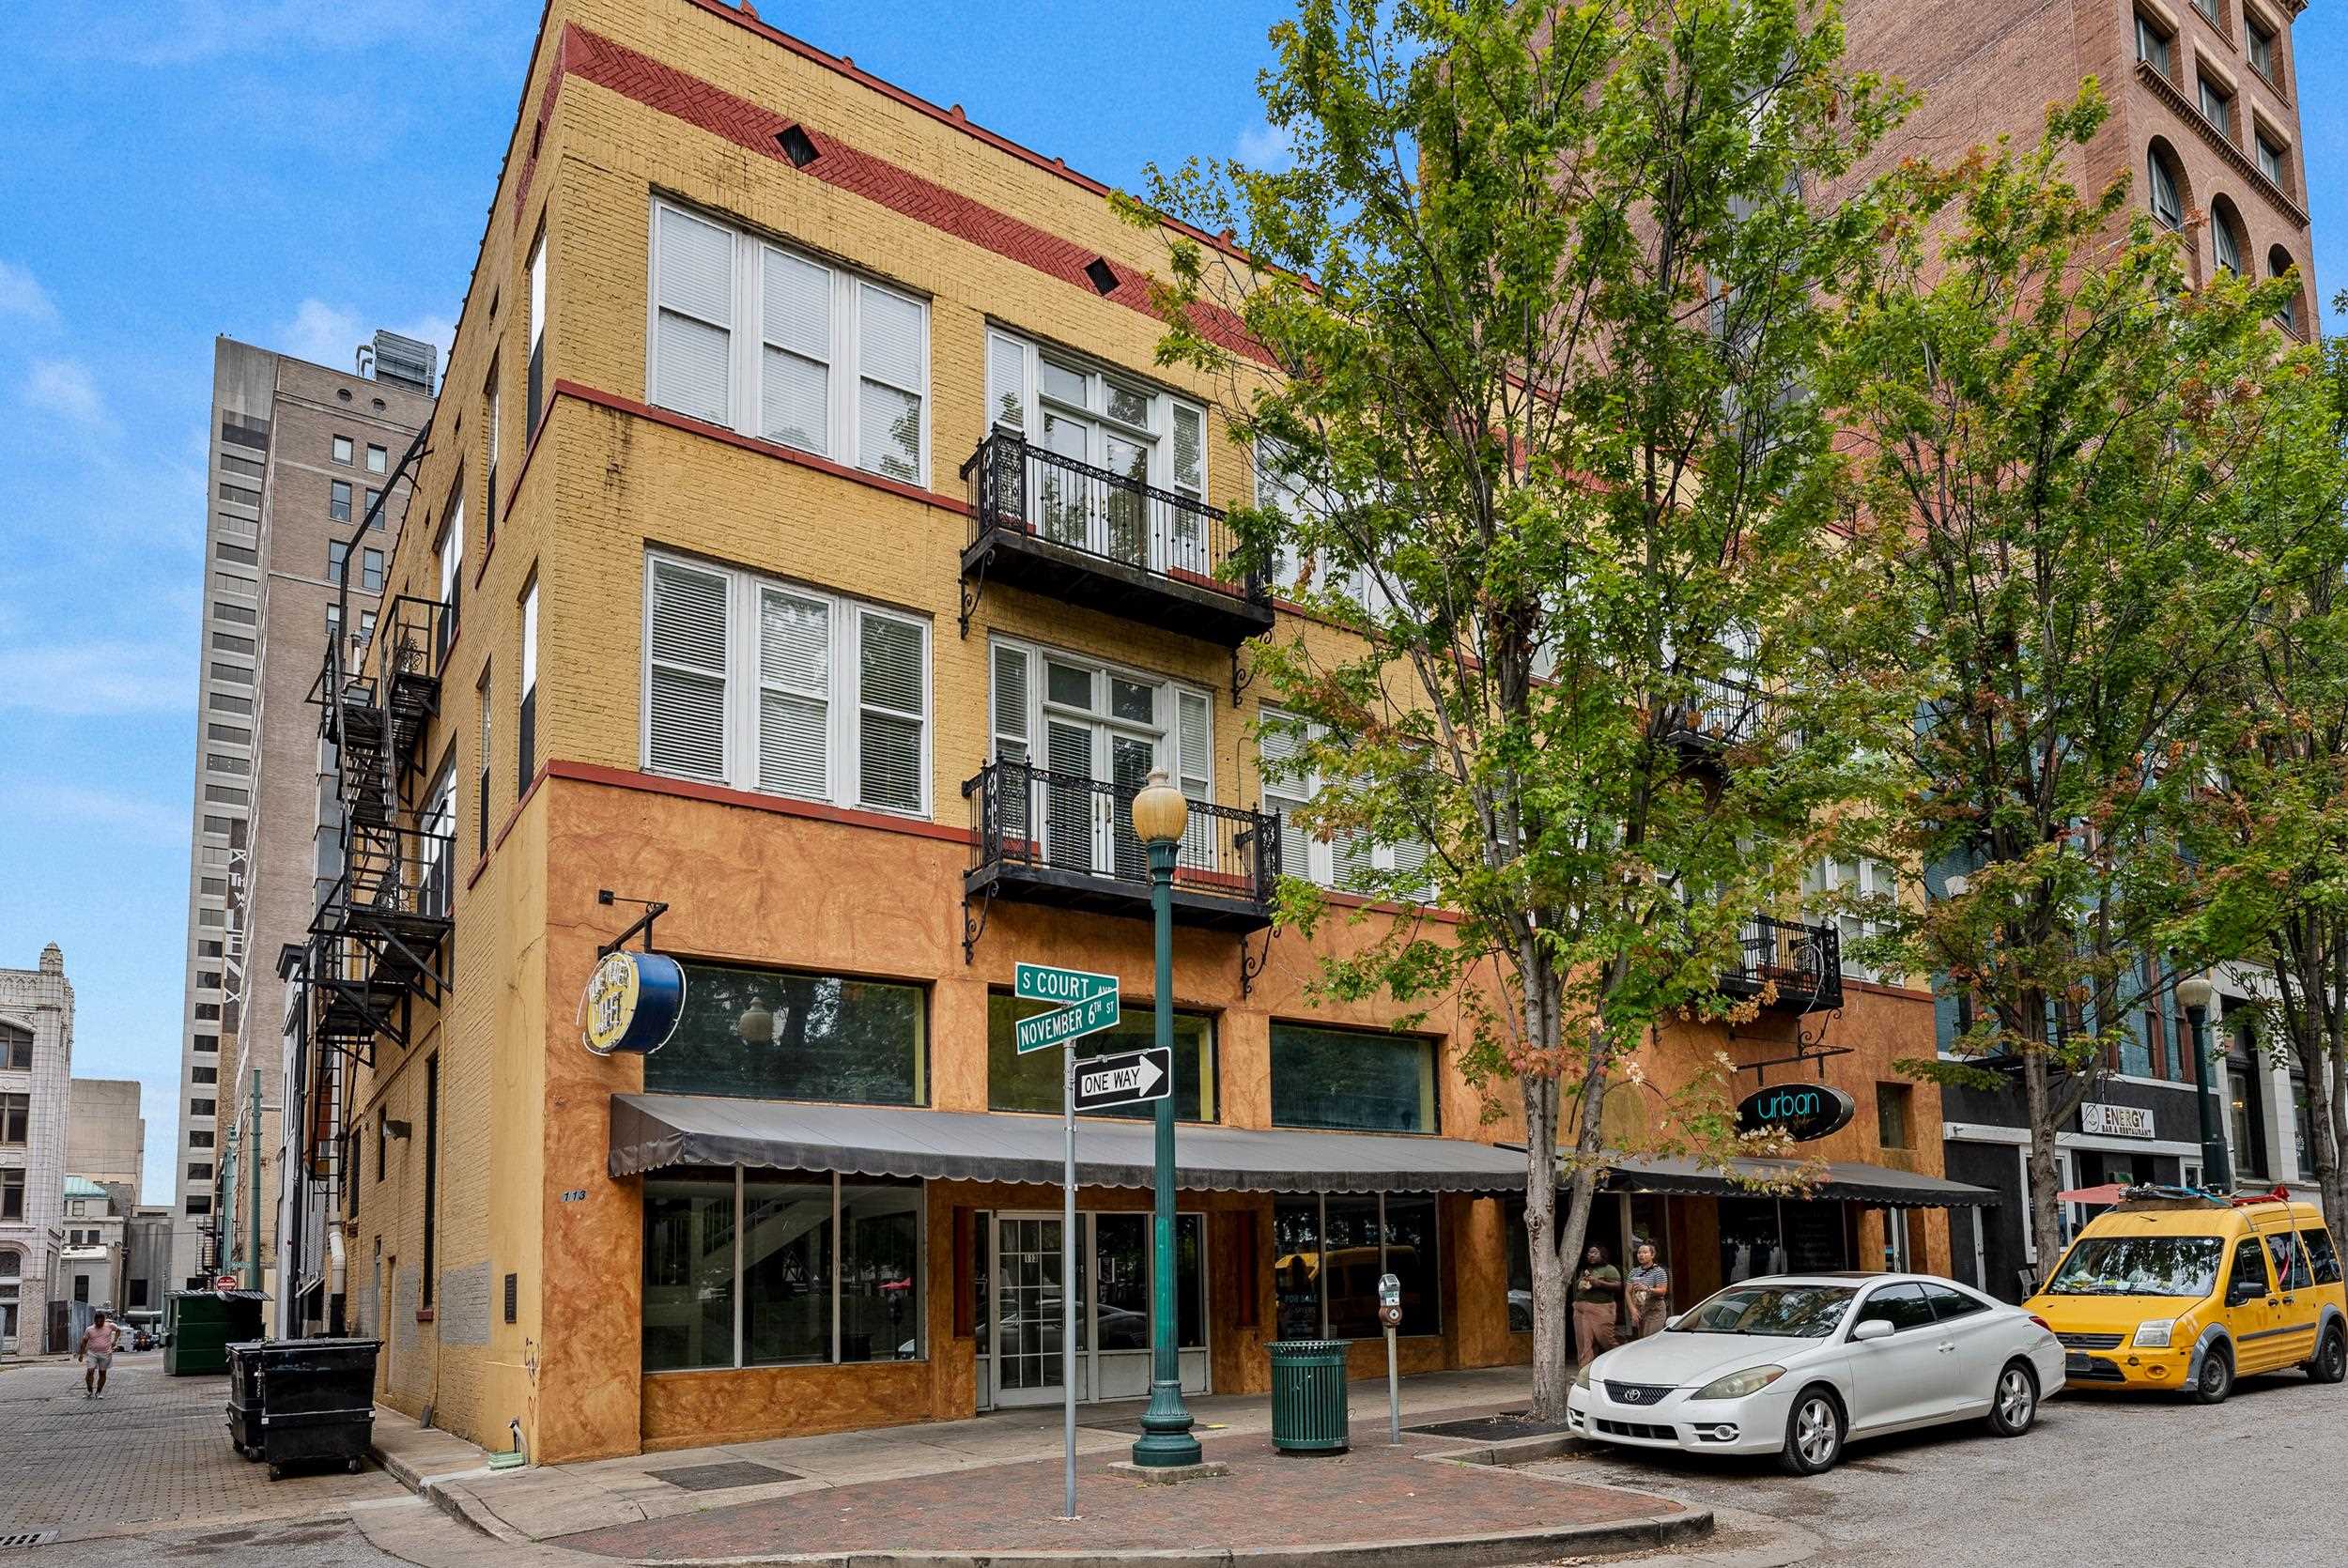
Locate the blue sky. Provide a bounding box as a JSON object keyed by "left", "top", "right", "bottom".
{"left": 1, "top": 0, "right": 2342, "bottom": 1206}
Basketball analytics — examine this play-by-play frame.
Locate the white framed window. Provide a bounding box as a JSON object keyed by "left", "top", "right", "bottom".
{"left": 649, "top": 198, "right": 929, "bottom": 486}
{"left": 642, "top": 552, "right": 931, "bottom": 818}
{"left": 1804, "top": 855, "right": 1899, "bottom": 984}
{"left": 439, "top": 489, "right": 465, "bottom": 616}
{"left": 1258, "top": 709, "right": 1428, "bottom": 893}
{"left": 984, "top": 328, "right": 1208, "bottom": 575}
{"left": 526, "top": 224, "right": 548, "bottom": 443}
{"left": 987, "top": 638, "right": 1216, "bottom": 870}
{"left": 1252, "top": 439, "right": 1400, "bottom": 616}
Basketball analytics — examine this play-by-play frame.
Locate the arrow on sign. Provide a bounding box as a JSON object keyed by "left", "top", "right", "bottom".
{"left": 1072, "top": 1046, "right": 1174, "bottom": 1113}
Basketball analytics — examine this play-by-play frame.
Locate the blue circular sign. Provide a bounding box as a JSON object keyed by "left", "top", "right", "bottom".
{"left": 580, "top": 951, "right": 687, "bottom": 1056}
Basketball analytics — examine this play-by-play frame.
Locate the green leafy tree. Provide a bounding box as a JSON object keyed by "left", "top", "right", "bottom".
{"left": 2170, "top": 324, "right": 2348, "bottom": 1237}
{"left": 1123, "top": 0, "right": 1908, "bottom": 1415}
{"left": 1831, "top": 89, "right": 2330, "bottom": 1272}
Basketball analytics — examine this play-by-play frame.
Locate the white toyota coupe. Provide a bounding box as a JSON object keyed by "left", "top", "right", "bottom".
{"left": 1565, "top": 1272, "right": 2065, "bottom": 1474}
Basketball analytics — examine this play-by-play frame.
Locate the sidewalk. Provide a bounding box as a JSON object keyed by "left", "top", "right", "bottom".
{"left": 376, "top": 1366, "right": 1711, "bottom": 1567}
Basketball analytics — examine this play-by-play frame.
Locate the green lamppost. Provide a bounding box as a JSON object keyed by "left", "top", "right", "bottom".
{"left": 2178, "top": 972, "right": 2232, "bottom": 1192}
{"left": 1130, "top": 770, "right": 1201, "bottom": 1468}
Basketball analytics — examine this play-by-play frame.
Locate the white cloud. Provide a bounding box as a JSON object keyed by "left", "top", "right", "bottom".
{"left": 275, "top": 299, "right": 456, "bottom": 384}
{"left": 13, "top": 783, "right": 185, "bottom": 848}
{"left": 0, "top": 640, "right": 187, "bottom": 715}
{"left": 1237, "top": 118, "right": 1296, "bottom": 172}
{"left": 22, "top": 358, "right": 109, "bottom": 427}
{"left": 0, "top": 261, "right": 58, "bottom": 325}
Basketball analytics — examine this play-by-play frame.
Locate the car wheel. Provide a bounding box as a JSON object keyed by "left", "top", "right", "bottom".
{"left": 2193, "top": 1344, "right": 2234, "bottom": 1405}
{"left": 2309, "top": 1325, "right": 2346, "bottom": 1385}
{"left": 1986, "top": 1360, "right": 2037, "bottom": 1437}
{"left": 1778, "top": 1388, "right": 1844, "bottom": 1476}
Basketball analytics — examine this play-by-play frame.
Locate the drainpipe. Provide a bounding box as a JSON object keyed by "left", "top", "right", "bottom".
{"left": 247, "top": 1068, "right": 264, "bottom": 1293}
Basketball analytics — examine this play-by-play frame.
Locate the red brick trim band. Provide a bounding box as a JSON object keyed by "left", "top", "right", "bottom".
{"left": 533, "top": 23, "right": 1271, "bottom": 364}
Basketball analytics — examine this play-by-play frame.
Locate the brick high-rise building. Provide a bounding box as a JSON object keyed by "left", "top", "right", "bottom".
{"left": 173, "top": 337, "right": 435, "bottom": 1293}
{"left": 1836, "top": 0, "right": 2319, "bottom": 1298}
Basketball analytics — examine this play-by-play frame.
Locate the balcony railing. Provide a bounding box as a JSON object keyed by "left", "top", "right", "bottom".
{"left": 1660, "top": 673, "right": 1774, "bottom": 753}
{"left": 964, "top": 758, "right": 1277, "bottom": 930}
{"left": 1721, "top": 915, "right": 1843, "bottom": 1013}
{"left": 960, "top": 432, "right": 1273, "bottom": 647}
{"left": 333, "top": 822, "right": 457, "bottom": 927}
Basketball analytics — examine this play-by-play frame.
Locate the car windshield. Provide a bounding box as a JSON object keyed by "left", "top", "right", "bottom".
{"left": 1673, "top": 1284, "right": 1856, "bottom": 1338}
{"left": 2045, "top": 1235, "right": 2224, "bottom": 1298}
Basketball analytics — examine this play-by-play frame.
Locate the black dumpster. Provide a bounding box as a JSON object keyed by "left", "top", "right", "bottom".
{"left": 228, "top": 1338, "right": 382, "bottom": 1479}
{"left": 224, "top": 1342, "right": 266, "bottom": 1458}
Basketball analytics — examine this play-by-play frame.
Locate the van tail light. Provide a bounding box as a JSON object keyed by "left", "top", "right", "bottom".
{"left": 2030, "top": 1314, "right": 2054, "bottom": 1333}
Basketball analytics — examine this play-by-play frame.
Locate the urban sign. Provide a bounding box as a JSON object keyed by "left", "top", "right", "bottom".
{"left": 1735, "top": 1083, "right": 1857, "bottom": 1143}
{"left": 579, "top": 949, "right": 687, "bottom": 1056}
{"left": 1072, "top": 1046, "right": 1172, "bottom": 1113}
{"left": 2080, "top": 1101, "right": 2156, "bottom": 1140}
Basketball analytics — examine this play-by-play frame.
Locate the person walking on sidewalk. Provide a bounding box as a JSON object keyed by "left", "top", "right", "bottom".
{"left": 77, "top": 1311, "right": 120, "bottom": 1401}
{"left": 1571, "top": 1245, "right": 1623, "bottom": 1368}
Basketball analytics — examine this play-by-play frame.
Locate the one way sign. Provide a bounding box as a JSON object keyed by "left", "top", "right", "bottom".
{"left": 1073, "top": 1046, "right": 1174, "bottom": 1113}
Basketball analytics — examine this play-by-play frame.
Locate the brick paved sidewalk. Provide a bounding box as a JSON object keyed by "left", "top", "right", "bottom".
{"left": 553, "top": 1427, "right": 1695, "bottom": 1562}
{"left": 0, "top": 1350, "right": 409, "bottom": 1539}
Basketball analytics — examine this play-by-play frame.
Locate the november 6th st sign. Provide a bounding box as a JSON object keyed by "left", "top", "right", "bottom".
{"left": 1013, "top": 961, "right": 1120, "bottom": 1053}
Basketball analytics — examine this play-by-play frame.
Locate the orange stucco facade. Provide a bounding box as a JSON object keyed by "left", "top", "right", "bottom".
{"left": 329, "top": 0, "right": 1957, "bottom": 1466}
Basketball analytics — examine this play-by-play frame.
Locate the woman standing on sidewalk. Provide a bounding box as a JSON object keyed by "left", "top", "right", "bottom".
{"left": 1627, "top": 1243, "right": 1671, "bottom": 1338}
{"left": 77, "top": 1311, "right": 119, "bottom": 1400}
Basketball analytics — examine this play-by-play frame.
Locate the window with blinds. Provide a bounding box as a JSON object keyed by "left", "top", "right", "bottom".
{"left": 1254, "top": 439, "right": 1367, "bottom": 606}
{"left": 643, "top": 552, "right": 931, "bottom": 817}
{"left": 1258, "top": 708, "right": 1430, "bottom": 895}
{"left": 649, "top": 198, "right": 928, "bottom": 485}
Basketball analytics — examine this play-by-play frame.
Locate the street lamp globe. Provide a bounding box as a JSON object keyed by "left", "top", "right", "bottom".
{"left": 1130, "top": 769, "right": 1188, "bottom": 847}
{"left": 2176, "top": 972, "right": 2215, "bottom": 1013}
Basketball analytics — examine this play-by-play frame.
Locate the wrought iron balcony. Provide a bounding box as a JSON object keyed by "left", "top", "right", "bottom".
{"left": 1660, "top": 674, "right": 1773, "bottom": 758}
{"left": 963, "top": 758, "right": 1277, "bottom": 934}
{"left": 959, "top": 432, "right": 1274, "bottom": 648}
{"left": 1720, "top": 915, "right": 1843, "bottom": 1013}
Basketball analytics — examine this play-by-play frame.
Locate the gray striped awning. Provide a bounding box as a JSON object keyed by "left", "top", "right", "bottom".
{"left": 609, "top": 1093, "right": 1531, "bottom": 1194}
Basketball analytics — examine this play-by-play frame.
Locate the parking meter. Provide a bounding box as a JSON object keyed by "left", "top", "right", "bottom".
{"left": 1379, "top": 1273, "right": 1403, "bottom": 1442}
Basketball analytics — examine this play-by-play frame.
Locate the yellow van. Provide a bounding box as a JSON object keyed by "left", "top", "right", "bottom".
{"left": 2027, "top": 1189, "right": 2347, "bottom": 1402}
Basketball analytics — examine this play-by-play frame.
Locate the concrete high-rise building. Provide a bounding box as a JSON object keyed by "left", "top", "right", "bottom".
{"left": 1, "top": 944, "right": 73, "bottom": 1352}
{"left": 173, "top": 337, "right": 435, "bottom": 1291}
{"left": 67, "top": 1078, "right": 145, "bottom": 1203}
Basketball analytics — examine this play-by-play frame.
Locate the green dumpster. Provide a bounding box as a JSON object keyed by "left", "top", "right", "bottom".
{"left": 1267, "top": 1340, "right": 1351, "bottom": 1453}
{"left": 164, "top": 1289, "right": 266, "bottom": 1376}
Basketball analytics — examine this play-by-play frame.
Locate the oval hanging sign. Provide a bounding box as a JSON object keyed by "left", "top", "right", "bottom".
{"left": 1736, "top": 1083, "right": 1857, "bottom": 1143}
{"left": 581, "top": 950, "right": 687, "bottom": 1057}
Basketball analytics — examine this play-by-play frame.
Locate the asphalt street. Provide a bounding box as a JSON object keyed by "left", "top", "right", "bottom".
{"left": 1522, "top": 1366, "right": 2348, "bottom": 1567}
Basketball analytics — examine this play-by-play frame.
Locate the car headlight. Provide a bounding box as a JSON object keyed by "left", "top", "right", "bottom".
{"left": 1575, "top": 1361, "right": 1592, "bottom": 1391}
{"left": 1691, "top": 1365, "right": 1785, "bottom": 1400}
{"left": 2132, "top": 1318, "right": 2176, "bottom": 1349}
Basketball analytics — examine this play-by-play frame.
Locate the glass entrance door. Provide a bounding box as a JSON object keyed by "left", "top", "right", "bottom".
{"left": 985, "top": 1211, "right": 1209, "bottom": 1409}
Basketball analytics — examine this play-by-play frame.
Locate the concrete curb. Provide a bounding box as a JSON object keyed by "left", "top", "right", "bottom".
{"left": 370, "top": 1437, "right": 530, "bottom": 1545}
{"left": 581, "top": 1503, "right": 1712, "bottom": 1568}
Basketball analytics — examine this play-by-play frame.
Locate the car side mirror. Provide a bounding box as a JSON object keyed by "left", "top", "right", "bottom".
{"left": 1663, "top": 1314, "right": 1682, "bottom": 1331}
{"left": 1851, "top": 1317, "right": 1894, "bottom": 1343}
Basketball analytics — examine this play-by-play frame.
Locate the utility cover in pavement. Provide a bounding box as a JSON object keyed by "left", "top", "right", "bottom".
{"left": 652, "top": 1460, "right": 798, "bottom": 1491}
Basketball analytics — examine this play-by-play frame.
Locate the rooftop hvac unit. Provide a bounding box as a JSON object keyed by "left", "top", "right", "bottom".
{"left": 370, "top": 330, "right": 438, "bottom": 392}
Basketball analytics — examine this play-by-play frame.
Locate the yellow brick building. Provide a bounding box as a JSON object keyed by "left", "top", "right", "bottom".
{"left": 291, "top": 0, "right": 1972, "bottom": 1464}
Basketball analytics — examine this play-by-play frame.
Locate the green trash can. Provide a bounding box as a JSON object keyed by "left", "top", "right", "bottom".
{"left": 1267, "top": 1340, "right": 1351, "bottom": 1454}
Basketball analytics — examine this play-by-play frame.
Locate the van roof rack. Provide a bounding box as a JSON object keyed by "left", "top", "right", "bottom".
{"left": 2110, "top": 1182, "right": 2228, "bottom": 1211}
{"left": 2230, "top": 1184, "right": 2295, "bottom": 1208}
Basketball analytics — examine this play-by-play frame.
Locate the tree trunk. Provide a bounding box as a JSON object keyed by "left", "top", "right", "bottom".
{"left": 2300, "top": 1029, "right": 2346, "bottom": 1245}
{"left": 2020, "top": 1049, "right": 2064, "bottom": 1294}
{"left": 1522, "top": 1072, "right": 1572, "bottom": 1421}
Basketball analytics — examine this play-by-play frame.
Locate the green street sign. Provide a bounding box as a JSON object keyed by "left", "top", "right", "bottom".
{"left": 1014, "top": 985, "right": 1121, "bottom": 1054}
{"left": 1015, "top": 961, "right": 1119, "bottom": 1005}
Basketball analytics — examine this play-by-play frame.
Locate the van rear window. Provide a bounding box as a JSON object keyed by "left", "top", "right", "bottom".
{"left": 2300, "top": 1229, "right": 2342, "bottom": 1286}
{"left": 2046, "top": 1235, "right": 2223, "bottom": 1298}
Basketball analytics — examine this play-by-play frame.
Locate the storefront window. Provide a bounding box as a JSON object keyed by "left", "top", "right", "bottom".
{"left": 1271, "top": 1192, "right": 1441, "bottom": 1340}
{"left": 1269, "top": 1024, "right": 1438, "bottom": 1133}
{"left": 1502, "top": 1196, "right": 1532, "bottom": 1332}
{"left": 649, "top": 963, "right": 927, "bottom": 1106}
{"left": 986, "top": 994, "right": 1216, "bottom": 1121}
{"left": 643, "top": 1169, "right": 925, "bottom": 1371}
{"left": 743, "top": 1176, "right": 830, "bottom": 1366}
{"left": 842, "top": 1179, "right": 922, "bottom": 1361}
{"left": 2292, "top": 1072, "right": 2313, "bottom": 1175}
{"left": 643, "top": 1175, "right": 736, "bottom": 1373}
{"left": 2228, "top": 1026, "right": 2268, "bottom": 1180}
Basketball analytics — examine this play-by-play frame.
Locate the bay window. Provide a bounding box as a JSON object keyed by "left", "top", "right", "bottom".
{"left": 650, "top": 198, "right": 928, "bottom": 485}
{"left": 643, "top": 553, "right": 931, "bottom": 818}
